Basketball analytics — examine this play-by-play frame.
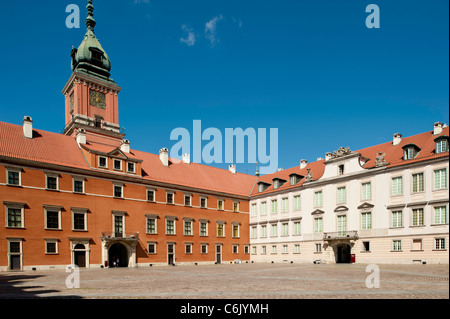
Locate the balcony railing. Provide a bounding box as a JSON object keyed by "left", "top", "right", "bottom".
{"left": 101, "top": 232, "right": 139, "bottom": 240}
{"left": 323, "top": 231, "right": 358, "bottom": 240}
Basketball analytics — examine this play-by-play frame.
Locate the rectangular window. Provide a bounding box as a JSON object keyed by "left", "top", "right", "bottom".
{"left": 338, "top": 165, "right": 344, "bottom": 175}
{"left": 46, "top": 176, "right": 58, "bottom": 190}
{"left": 272, "top": 245, "right": 277, "bottom": 254}
{"left": 282, "top": 245, "right": 288, "bottom": 254}
{"left": 201, "top": 244, "right": 208, "bottom": 254}
{"left": 113, "top": 159, "right": 122, "bottom": 170}
{"left": 412, "top": 208, "right": 424, "bottom": 226}
{"left": 436, "top": 140, "right": 448, "bottom": 154}
{"left": 45, "top": 241, "right": 58, "bottom": 254}
{"left": 361, "top": 182, "right": 371, "bottom": 200}
{"left": 73, "top": 212, "right": 86, "bottom": 231}
{"left": 98, "top": 156, "right": 107, "bottom": 168}
{"left": 361, "top": 212, "right": 372, "bottom": 230}
{"left": 148, "top": 243, "right": 156, "bottom": 254}
{"left": 200, "top": 222, "right": 208, "bottom": 236}
{"left": 251, "top": 226, "right": 257, "bottom": 239}
{"left": 185, "top": 244, "right": 192, "bottom": 254}
{"left": 435, "top": 238, "right": 446, "bottom": 250}
{"left": 114, "top": 185, "right": 123, "bottom": 198}
{"left": 232, "top": 225, "right": 239, "bottom": 238}
{"left": 314, "top": 217, "right": 323, "bottom": 233}
{"left": 260, "top": 225, "right": 267, "bottom": 237}
{"left": 147, "top": 218, "right": 157, "bottom": 234}
{"left": 147, "top": 190, "right": 155, "bottom": 202}
{"left": 282, "top": 223, "right": 289, "bottom": 236}
{"left": 218, "top": 200, "right": 224, "bottom": 211}
{"left": 294, "top": 244, "right": 300, "bottom": 253}
{"left": 392, "top": 240, "right": 402, "bottom": 251}
{"left": 127, "top": 162, "right": 135, "bottom": 173}
{"left": 434, "top": 169, "right": 447, "bottom": 190}
{"left": 392, "top": 211, "right": 403, "bottom": 228}
{"left": 200, "top": 197, "right": 207, "bottom": 208}
{"left": 281, "top": 198, "right": 289, "bottom": 212}
{"left": 337, "top": 215, "right": 347, "bottom": 236}
{"left": 114, "top": 215, "right": 123, "bottom": 237}
{"left": 7, "top": 208, "right": 23, "bottom": 228}
{"left": 46, "top": 211, "right": 60, "bottom": 229}
{"left": 392, "top": 176, "right": 403, "bottom": 196}
{"left": 314, "top": 191, "right": 323, "bottom": 207}
{"left": 7, "top": 170, "right": 20, "bottom": 186}
{"left": 271, "top": 224, "right": 278, "bottom": 237}
{"left": 363, "top": 241, "right": 370, "bottom": 252}
{"left": 434, "top": 206, "right": 447, "bottom": 225}
{"left": 73, "top": 179, "right": 84, "bottom": 193}
{"left": 337, "top": 187, "right": 346, "bottom": 204}
{"left": 293, "top": 221, "right": 301, "bottom": 235}
{"left": 315, "top": 243, "right": 322, "bottom": 253}
{"left": 412, "top": 173, "right": 424, "bottom": 193}
{"left": 184, "top": 195, "right": 192, "bottom": 206}
{"left": 184, "top": 221, "right": 192, "bottom": 235}
{"left": 261, "top": 246, "right": 267, "bottom": 254}
{"left": 293, "top": 195, "right": 301, "bottom": 211}
{"left": 166, "top": 193, "right": 174, "bottom": 204}
{"left": 217, "top": 224, "right": 224, "bottom": 237}
{"left": 166, "top": 220, "right": 175, "bottom": 235}
{"left": 233, "top": 202, "right": 239, "bottom": 212}
{"left": 260, "top": 202, "right": 267, "bottom": 215}
{"left": 271, "top": 199, "right": 278, "bottom": 214}
{"left": 251, "top": 203, "right": 257, "bottom": 216}
{"left": 232, "top": 245, "right": 239, "bottom": 254}
{"left": 251, "top": 246, "right": 257, "bottom": 255}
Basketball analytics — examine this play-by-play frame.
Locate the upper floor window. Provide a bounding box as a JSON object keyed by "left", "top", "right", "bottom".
{"left": 434, "top": 206, "right": 447, "bottom": 225}
{"left": 281, "top": 198, "right": 289, "bottom": 212}
{"left": 338, "top": 165, "right": 345, "bottom": 176}
{"left": 412, "top": 173, "right": 424, "bottom": 193}
{"left": 434, "top": 168, "right": 447, "bottom": 190}
{"left": 293, "top": 195, "right": 301, "bottom": 211}
{"left": 289, "top": 174, "right": 301, "bottom": 185}
{"left": 200, "top": 197, "right": 207, "bottom": 209}
{"left": 271, "top": 199, "right": 278, "bottom": 213}
{"left": 233, "top": 202, "right": 239, "bottom": 212}
{"left": 251, "top": 203, "right": 257, "bottom": 217}
{"left": 184, "top": 195, "right": 192, "bottom": 207}
{"left": 392, "top": 176, "right": 403, "bottom": 196}
{"left": 337, "top": 187, "right": 346, "bottom": 204}
{"left": 314, "top": 191, "right": 323, "bottom": 207}
{"left": 217, "top": 199, "right": 224, "bottom": 211}
{"left": 73, "top": 178, "right": 85, "bottom": 193}
{"left": 361, "top": 182, "right": 371, "bottom": 200}
{"left": 402, "top": 144, "right": 420, "bottom": 160}
{"left": 6, "top": 206, "right": 24, "bottom": 228}
{"left": 98, "top": 156, "right": 108, "bottom": 168}
{"left": 258, "top": 182, "right": 271, "bottom": 193}
{"left": 435, "top": 136, "right": 449, "bottom": 154}
{"left": 6, "top": 168, "right": 21, "bottom": 186}
{"left": 166, "top": 192, "right": 174, "bottom": 204}
{"left": 46, "top": 174, "right": 58, "bottom": 190}
{"left": 127, "top": 162, "right": 135, "bottom": 173}
{"left": 113, "top": 159, "right": 122, "bottom": 171}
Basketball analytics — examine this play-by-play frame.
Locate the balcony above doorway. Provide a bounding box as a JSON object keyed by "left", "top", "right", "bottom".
{"left": 323, "top": 231, "right": 358, "bottom": 241}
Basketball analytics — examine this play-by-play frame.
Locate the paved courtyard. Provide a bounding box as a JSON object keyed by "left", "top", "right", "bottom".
{"left": 0, "top": 263, "right": 448, "bottom": 299}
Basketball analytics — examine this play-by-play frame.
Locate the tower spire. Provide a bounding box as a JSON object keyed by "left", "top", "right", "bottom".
{"left": 85, "top": 0, "right": 96, "bottom": 31}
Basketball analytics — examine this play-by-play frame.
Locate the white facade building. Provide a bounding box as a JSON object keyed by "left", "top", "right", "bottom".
{"left": 250, "top": 123, "right": 449, "bottom": 264}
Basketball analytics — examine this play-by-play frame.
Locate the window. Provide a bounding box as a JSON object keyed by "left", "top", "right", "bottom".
{"left": 434, "top": 206, "right": 447, "bottom": 225}
{"left": 45, "top": 240, "right": 58, "bottom": 254}
{"left": 184, "top": 195, "right": 192, "bottom": 206}
{"left": 403, "top": 146, "right": 418, "bottom": 160}
{"left": 412, "top": 173, "right": 424, "bottom": 193}
{"left": 338, "top": 165, "right": 344, "bottom": 175}
{"left": 392, "top": 210, "right": 403, "bottom": 228}
{"left": 73, "top": 179, "right": 84, "bottom": 193}
{"left": 362, "top": 241, "right": 370, "bottom": 252}
{"left": 147, "top": 190, "right": 155, "bottom": 202}
{"left": 201, "top": 244, "right": 208, "bottom": 254}
{"left": 315, "top": 243, "right": 322, "bottom": 253}
{"left": 361, "top": 182, "right": 371, "bottom": 200}
{"left": 7, "top": 207, "right": 23, "bottom": 228}
{"left": 200, "top": 222, "right": 208, "bottom": 236}
{"left": 392, "top": 240, "right": 402, "bottom": 251}
{"left": 282, "top": 245, "right": 288, "bottom": 254}
{"left": 392, "top": 176, "right": 403, "bottom": 196}
{"left": 293, "top": 221, "right": 301, "bottom": 235}
{"left": 314, "top": 217, "right": 323, "bottom": 233}
{"left": 251, "top": 226, "right": 257, "bottom": 239}
{"left": 251, "top": 203, "right": 257, "bottom": 216}
{"left": 185, "top": 244, "right": 192, "bottom": 254}
{"left": 251, "top": 246, "right": 257, "bottom": 255}
{"left": 271, "top": 245, "right": 277, "bottom": 254}
{"left": 46, "top": 175, "right": 58, "bottom": 190}
{"left": 434, "top": 169, "right": 447, "bottom": 190}
{"left": 233, "top": 202, "right": 239, "bottom": 212}
{"left": 261, "top": 202, "right": 267, "bottom": 215}
{"left": 113, "top": 185, "right": 123, "bottom": 198}
{"left": 73, "top": 211, "right": 86, "bottom": 231}
{"left": 293, "top": 195, "right": 301, "bottom": 211}
{"left": 260, "top": 225, "right": 267, "bottom": 237}
{"left": 314, "top": 191, "right": 323, "bottom": 207}
{"left": 148, "top": 243, "right": 156, "bottom": 254}
{"left": 435, "top": 238, "right": 446, "bottom": 250}
{"left": 361, "top": 212, "right": 372, "bottom": 230}
{"left": 200, "top": 197, "right": 207, "bottom": 209}
{"left": 337, "top": 187, "right": 346, "bottom": 204}
{"left": 7, "top": 169, "right": 20, "bottom": 186}
{"left": 166, "top": 220, "right": 175, "bottom": 235}
{"left": 337, "top": 215, "right": 347, "bottom": 236}
{"left": 232, "top": 224, "right": 239, "bottom": 238}
{"left": 412, "top": 208, "right": 424, "bottom": 226}
{"left": 184, "top": 220, "right": 193, "bottom": 235}
{"left": 244, "top": 245, "right": 249, "bottom": 254}
{"left": 46, "top": 211, "right": 60, "bottom": 230}
{"left": 114, "top": 215, "right": 123, "bottom": 237}
{"left": 217, "top": 223, "right": 224, "bottom": 237}
{"left": 271, "top": 224, "right": 278, "bottom": 237}
{"left": 166, "top": 192, "right": 174, "bottom": 204}
{"left": 281, "top": 198, "right": 288, "bottom": 212}
{"left": 113, "top": 159, "right": 122, "bottom": 170}
{"left": 271, "top": 200, "right": 277, "bottom": 214}
{"left": 281, "top": 223, "right": 289, "bottom": 236}
{"left": 98, "top": 156, "right": 107, "bottom": 168}
{"left": 436, "top": 139, "right": 449, "bottom": 154}
{"left": 127, "top": 162, "right": 135, "bottom": 173}
{"left": 147, "top": 217, "right": 157, "bottom": 234}
{"left": 261, "top": 246, "right": 267, "bottom": 254}
{"left": 232, "top": 245, "right": 239, "bottom": 254}
{"left": 294, "top": 244, "right": 300, "bottom": 254}
{"left": 218, "top": 200, "right": 224, "bottom": 211}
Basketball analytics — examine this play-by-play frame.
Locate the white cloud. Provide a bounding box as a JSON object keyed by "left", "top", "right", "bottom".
{"left": 205, "top": 15, "right": 224, "bottom": 47}
{"left": 180, "top": 25, "right": 196, "bottom": 47}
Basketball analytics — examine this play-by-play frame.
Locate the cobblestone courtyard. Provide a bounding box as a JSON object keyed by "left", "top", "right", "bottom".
{"left": 0, "top": 263, "right": 448, "bottom": 299}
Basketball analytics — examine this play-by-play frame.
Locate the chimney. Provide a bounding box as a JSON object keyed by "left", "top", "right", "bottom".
{"left": 325, "top": 152, "right": 333, "bottom": 161}
{"left": 300, "top": 159, "right": 308, "bottom": 169}
{"left": 159, "top": 148, "right": 169, "bottom": 167}
{"left": 76, "top": 128, "right": 86, "bottom": 145}
{"left": 228, "top": 164, "right": 236, "bottom": 174}
{"left": 182, "top": 153, "right": 190, "bottom": 164}
{"left": 23, "top": 116, "right": 33, "bottom": 139}
{"left": 433, "top": 122, "right": 443, "bottom": 135}
{"left": 120, "top": 139, "right": 130, "bottom": 153}
{"left": 393, "top": 133, "right": 402, "bottom": 146}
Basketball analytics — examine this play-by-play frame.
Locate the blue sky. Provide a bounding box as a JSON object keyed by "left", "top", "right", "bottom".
{"left": 0, "top": 0, "right": 448, "bottom": 175}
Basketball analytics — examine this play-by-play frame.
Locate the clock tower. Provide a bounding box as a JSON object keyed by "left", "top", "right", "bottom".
{"left": 62, "top": 0, "right": 123, "bottom": 141}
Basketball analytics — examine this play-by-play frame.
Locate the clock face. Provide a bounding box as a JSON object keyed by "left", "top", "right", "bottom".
{"left": 89, "top": 89, "right": 106, "bottom": 109}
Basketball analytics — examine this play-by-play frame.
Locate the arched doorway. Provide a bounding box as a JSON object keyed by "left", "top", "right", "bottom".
{"left": 108, "top": 243, "right": 129, "bottom": 267}
{"left": 336, "top": 243, "right": 351, "bottom": 263}
{"left": 74, "top": 244, "right": 86, "bottom": 268}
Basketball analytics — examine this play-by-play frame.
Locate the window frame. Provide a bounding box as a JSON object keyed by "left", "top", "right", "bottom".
{"left": 45, "top": 239, "right": 59, "bottom": 255}
{"left": 98, "top": 156, "right": 108, "bottom": 169}
{"left": 6, "top": 167, "right": 21, "bottom": 186}
{"left": 113, "top": 159, "right": 122, "bottom": 171}
{"left": 72, "top": 210, "right": 87, "bottom": 231}
{"left": 45, "top": 174, "right": 59, "bottom": 191}
{"left": 391, "top": 176, "right": 403, "bottom": 196}
{"left": 44, "top": 208, "right": 62, "bottom": 230}
{"left": 412, "top": 172, "right": 425, "bottom": 193}
{"left": 5, "top": 204, "right": 25, "bottom": 228}
{"left": 434, "top": 168, "right": 448, "bottom": 190}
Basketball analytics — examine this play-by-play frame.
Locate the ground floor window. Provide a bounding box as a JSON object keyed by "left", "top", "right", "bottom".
{"left": 435, "top": 238, "right": 446, "bottom": 250}
{"left": 392, "top": 240, "right": 402, "bottom": 251}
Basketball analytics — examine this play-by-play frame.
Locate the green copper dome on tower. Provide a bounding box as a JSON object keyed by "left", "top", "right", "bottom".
{"left": 71, "top": 0, "right": 113, "bottom": 82}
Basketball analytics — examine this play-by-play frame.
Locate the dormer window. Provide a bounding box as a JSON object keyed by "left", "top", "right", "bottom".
{"left": 402, "top": 144, "right": 420, "bottom": 160}
{"left": 258, "top": 182, "right": 271, "bottom": 193}
{"left": 90, "top": 48, "right": 103, "bottom": 63}
{"left": 289, "top": 173, "right": 302, "bottom": 186}
{"left": 98, "top": 156, "right": 107, "bottom": 168}
{"left": 435, "top": 136, "right": 449, "bottom": 154}
{"left": 272, "top": 178, "right": 286, "bottom": 190}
